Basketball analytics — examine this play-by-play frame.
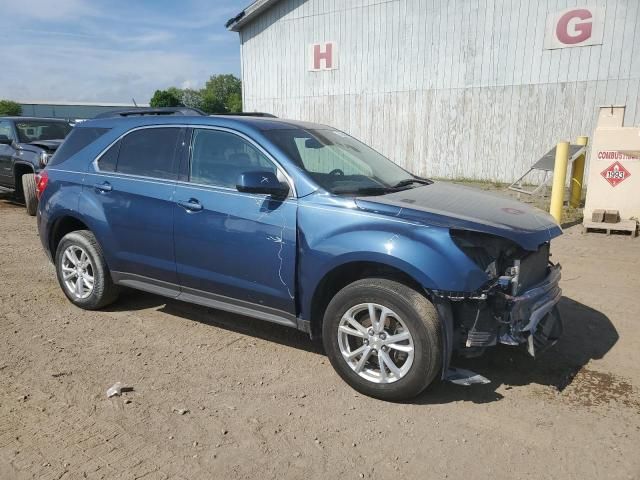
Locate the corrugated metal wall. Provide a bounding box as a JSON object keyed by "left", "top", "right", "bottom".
{"left": 238, "top": 0, "right": 640, "bottom": 183}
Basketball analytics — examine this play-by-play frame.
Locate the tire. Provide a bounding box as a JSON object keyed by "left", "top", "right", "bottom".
{"left": 322, "top": 278, "right": 442, "bottom": 401}
{"left": 55, "top": 230, "right": 119, "bottom": 310}
{"left": 22, "top": 173, "right": 37, "bottom": 216}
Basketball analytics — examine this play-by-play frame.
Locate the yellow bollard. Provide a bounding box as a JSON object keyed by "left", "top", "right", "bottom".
{"left": 549, "top": 141, "right": 570, "bottom": 224}
{"left": 569, "top": 136, "right": 588, "bottom": 208}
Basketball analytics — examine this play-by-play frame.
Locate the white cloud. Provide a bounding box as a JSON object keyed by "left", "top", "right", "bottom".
{"left": 0, "top": 0, "right": 242, "bottom": 103}
{"left": 0, "top": 0, "right": 96, "bottom": 20}
{"left": 1, "top": 43, "right": 230, "bottom": 103}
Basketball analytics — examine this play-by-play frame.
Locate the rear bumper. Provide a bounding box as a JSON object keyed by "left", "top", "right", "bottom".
{"left": 36, "top": 203, "right": 53, "bottom": 263}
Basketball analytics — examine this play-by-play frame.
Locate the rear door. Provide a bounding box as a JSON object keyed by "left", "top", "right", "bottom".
{"left": 82, "top": 126, "right": 186, "bottom": 294}
{"left": 173, "top": 127, "right": 298, "bottom": 319}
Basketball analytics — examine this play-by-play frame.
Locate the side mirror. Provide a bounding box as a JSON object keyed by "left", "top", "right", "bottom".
{"left": 304, "top": 137, "right": 324, "bottom": 149}
{"left": 236, "top": 171, "right": 290, "bottom": 197}
{"left": 0, "top": 135, "right": 12, "bottom": 145}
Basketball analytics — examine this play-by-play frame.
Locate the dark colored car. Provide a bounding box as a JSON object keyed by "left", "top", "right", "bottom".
{"left": 0, "top": 117, "right": 72, "bottom": 215}
{"left": 36, "top": 112, "right": 563, "bottom": 400}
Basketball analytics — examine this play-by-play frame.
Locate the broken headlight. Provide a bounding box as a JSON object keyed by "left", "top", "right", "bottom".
{"left": 450, "top": 229, "right": 521, "bottom": 279}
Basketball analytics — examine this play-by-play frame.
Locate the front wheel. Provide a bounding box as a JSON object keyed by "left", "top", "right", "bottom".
{"left": 322, "top": 278, "right": 442, "bottom": 401}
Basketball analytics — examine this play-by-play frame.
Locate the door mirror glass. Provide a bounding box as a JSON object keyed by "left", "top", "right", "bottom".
{"left": 0, "top": 135, "right": 12, "bottom": 145}
{"left": 236, "top": 171, "right": 289, "bottom": 197}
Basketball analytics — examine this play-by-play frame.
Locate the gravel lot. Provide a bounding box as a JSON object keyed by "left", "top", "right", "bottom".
{"left": 1, "top": 189, "right": 639, "bottom": 480}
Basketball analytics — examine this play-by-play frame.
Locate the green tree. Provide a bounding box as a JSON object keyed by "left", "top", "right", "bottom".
{"left": 200, "top": 74, "right": 242, "bottom": 114}
{"left": 0, "top": 100, "right": 22, "bottom": 116}
{"left": 149, "top": 74, "right": 242, "bottom": 114}
{"left": 149, "top": 89, "right": 183, "bottom": 108}
{"left": 200, "top": 92, "right": 226, "bottom": 114}
{"left": 226, "top": 92, "right": 243, "bottom": 113}
{"left": 179, "top": 88, "right": 204, "bottom": 110}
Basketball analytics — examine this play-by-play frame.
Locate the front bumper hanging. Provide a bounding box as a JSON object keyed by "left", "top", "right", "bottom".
{"left": 506, "top": 264, "right": 563, "bottom": 356}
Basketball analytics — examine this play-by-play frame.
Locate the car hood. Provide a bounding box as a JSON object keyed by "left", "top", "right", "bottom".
{"left": 23, "top": 139, "right": 64, "bottom": 152}
{"left": 355, "top": 182, "right": 562, "bottom": 250}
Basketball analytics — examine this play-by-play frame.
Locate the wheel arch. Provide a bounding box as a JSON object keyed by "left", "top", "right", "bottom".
{"left": 13, "top": 162, "right": 35, "bottom": 196}
{"left": 48, "top": 214, "right": 91, "bottom": 259}
{"left": 306, "top": 258, "right": 432, "bottom": 339}
{"left": 306, "top": 257, "right": 455, "bottom": 382}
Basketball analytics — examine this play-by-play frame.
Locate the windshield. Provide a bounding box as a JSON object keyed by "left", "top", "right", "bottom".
{"left": 15, "top": 121, "right": 72, "bottom": 143}
{"left": 264, "top": 128, "right": 428, "bottom": 195}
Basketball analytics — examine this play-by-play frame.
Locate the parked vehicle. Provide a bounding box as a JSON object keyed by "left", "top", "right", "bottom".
{"left": 36, "top": 110, "right": 563, "bottom": 400}
{"left": 0, "top": 117, "right": 72, "bottom": 215}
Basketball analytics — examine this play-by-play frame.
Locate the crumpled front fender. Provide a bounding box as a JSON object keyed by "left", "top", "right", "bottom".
{"left": 296, "top": 197, "right": 490, "bottom": 322}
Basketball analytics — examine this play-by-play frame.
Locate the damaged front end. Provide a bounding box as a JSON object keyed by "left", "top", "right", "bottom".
{"left": 435, "top": 230, "right": 563, "bottom": 359}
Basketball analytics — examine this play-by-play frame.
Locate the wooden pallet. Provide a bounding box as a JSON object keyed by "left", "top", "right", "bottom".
{"left": 582, "top": 219, "right": 638, "bottom": 238}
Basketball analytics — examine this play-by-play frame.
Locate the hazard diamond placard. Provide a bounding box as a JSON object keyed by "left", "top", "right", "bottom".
{"left": 601, "top": 161, "right": 631, "bottom": 187}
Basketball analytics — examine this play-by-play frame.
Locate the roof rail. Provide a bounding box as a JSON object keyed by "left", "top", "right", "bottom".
{"left": 94, "top": 107, "right": 206, "bottom": 119}
{"left": 212, "top": 112, "right": 277, "bottom": 118}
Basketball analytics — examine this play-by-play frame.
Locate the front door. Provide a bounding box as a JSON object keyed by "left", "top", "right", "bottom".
{"left": 0, "top": 121, "right": 16, "bottom": 187}
{"left": 173, "top": 127, "right": 297, "bottom": 320}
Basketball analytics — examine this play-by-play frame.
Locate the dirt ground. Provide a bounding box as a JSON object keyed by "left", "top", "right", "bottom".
{"left": 1, "top": 188, "right": 639, "bottom": 480}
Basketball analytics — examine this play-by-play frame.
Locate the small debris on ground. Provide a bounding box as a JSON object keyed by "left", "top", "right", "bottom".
{"left": 173, "top": 407, "right": 190, "bottom": 415}
{"left": 106, "top": 382, "right": 133, "bottom": 398}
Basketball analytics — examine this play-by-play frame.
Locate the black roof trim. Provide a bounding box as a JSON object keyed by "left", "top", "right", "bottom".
{"left": 212, "top": 112, "right": 277, "bottom": 118}
{"left": 94, "top": 107, "right": 207, "bottom": 119}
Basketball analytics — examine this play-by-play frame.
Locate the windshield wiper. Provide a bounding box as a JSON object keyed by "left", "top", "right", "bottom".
{"left": 392, "top": 177, "right": 433, "bottom": 189}
{"left": 331, "top": 186, "right": 396, "bottom": 196}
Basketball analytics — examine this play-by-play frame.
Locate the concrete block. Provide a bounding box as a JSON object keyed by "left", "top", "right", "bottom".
{"left": 591, "top": 209, "right": 605, "bottom": 222}
{"left": 604, "top": 210, "right": 620, "bottom": 223}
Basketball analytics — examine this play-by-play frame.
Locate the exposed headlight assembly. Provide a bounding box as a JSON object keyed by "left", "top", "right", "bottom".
{"left": 450, "top": 229, "right": 521, "bottom": 279}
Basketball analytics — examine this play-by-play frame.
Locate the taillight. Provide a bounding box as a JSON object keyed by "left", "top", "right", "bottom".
{"left": 35, "top": 171, "right": 49, "bottom": 200}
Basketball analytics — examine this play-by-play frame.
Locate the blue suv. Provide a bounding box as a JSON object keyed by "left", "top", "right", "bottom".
{"left": 37, "top": 110, "right": 563, "bottom": 400}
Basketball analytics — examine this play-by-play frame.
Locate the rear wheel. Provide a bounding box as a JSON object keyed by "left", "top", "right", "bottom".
{"left": 55, "top": 230, "right": 119, "bottom": 309}
{"left": 322, "top": 278, "right": 442, "bottom": 401}
{"left": 22, "top": 173, "right": 37, "bottom": 216}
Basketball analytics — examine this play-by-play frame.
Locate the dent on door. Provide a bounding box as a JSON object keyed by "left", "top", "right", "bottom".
{"left": 173, "top": 187, "right": 298, "bottom": 317}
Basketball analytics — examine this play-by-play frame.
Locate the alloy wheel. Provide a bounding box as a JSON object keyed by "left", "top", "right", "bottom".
{"left": 60, "top": 245, "right": 95, "bottom": 299}
{"left": 337, "top": 303, "right": 415, "bottom": 383}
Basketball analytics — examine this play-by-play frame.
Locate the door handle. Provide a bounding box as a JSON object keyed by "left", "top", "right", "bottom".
{"left": 94, "top": 182, "right": 112, "bottom": 193}
{"left": 178, "top": 198, "right": 203, "bottom": 212}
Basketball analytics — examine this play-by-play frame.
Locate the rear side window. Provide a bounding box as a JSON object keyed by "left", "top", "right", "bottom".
{"left": 114, "top": 128, "right": 180, "bottom": 179}
{"left": 48, "top": 127, "right": 110, "bottom": 166}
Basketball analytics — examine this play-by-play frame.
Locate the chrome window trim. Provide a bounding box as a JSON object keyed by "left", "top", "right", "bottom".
{"left": 85, "top": 170, "right": 299, "bottom": 204}
{"left": 92, "top": 124, "right": 297, "bottom": 198}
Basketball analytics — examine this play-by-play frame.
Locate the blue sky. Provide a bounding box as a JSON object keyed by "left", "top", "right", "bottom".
{"left": 0, "top": 0, "right": 246, "bottom": 103}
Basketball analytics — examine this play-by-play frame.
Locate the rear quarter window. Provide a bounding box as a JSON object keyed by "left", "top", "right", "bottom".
{"left": 48, "top": 127, "right": 110, "bottom": 167}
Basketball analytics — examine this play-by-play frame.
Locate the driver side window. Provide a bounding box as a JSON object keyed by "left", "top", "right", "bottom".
{"left": 0, "top": 121, "right": 14, "bottom": 142}
{"left": 190, "top": 129, "right": 276, "bottom": 188}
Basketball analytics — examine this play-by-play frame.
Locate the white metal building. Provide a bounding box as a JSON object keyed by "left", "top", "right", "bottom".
{"left": 227, "top": 0, "right": 640, "bottom": 182}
